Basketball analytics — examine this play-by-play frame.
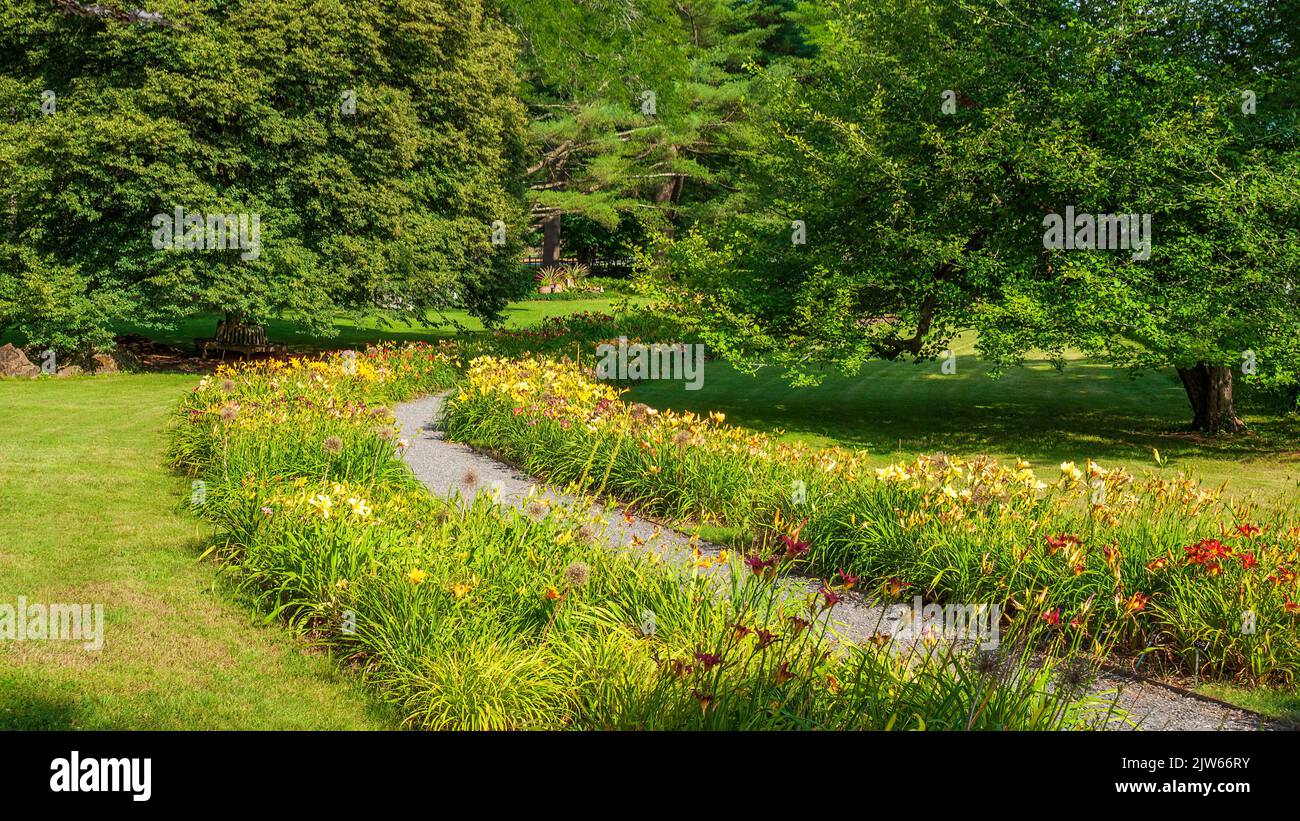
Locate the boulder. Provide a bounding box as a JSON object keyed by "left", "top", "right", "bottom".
{"left": 56, "top": 365, "right": 84, "bottom": 378}
{"left": 89, "top": 353, "right": 120, "bottom": 374}
{"left": 0, "top": 343, "right": 39, "bottom": 378}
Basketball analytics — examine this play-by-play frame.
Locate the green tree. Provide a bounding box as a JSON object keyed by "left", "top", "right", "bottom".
{"left": 0, "top": 0, "right": 529, "bottom": 353}
{"left": 507, "top": 0, "right": 775, "bottom": 265}
{"left": 643, "top": 0, "right": 1300, "bottom": 432}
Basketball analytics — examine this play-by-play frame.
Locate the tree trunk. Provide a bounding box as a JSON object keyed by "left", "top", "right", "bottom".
{"left": 1176, "top": 364, "right": 1246, "bottom": 433}
{"left": 542, "top": 213, "right": 562, "bottom": 266}
{"left": 653, "top": 145, "right": 685, "bottom": 241}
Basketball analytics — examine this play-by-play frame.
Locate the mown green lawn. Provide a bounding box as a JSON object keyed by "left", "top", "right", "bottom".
{"left": 0, "top": 375, "right": 396, "bottom": 729}
{"left": 627, "top": 333, "right": 1300, "bottom": 501}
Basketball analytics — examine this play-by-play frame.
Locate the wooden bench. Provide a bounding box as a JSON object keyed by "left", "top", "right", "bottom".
{"left": 195, "top": 321, "right": 287, "bottom": 360}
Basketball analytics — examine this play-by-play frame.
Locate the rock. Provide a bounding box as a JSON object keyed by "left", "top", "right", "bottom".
{"left": 89, "top": 353, "right": 120, "bottom": 374}
{"left": 0, "top": 343, "right": 39, "bottom": 378}
{"left": 56, "top": 365, "right": 84, "bottom": 378}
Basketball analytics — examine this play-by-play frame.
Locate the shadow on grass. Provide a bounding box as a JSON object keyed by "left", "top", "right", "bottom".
{"left": 0, "top": 673, "right": 84, "bottom": 730}
{"left": 625, "top": 355, "right": 1300, "bottom": 496}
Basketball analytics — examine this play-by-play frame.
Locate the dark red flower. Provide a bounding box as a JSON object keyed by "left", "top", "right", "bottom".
{"left": 780, "top": 534, "right": 810, "bottom": 560}
{"left": 818, "top": 585, "right": 843, "bottom": 610}
{"left": 694, "top": 651, "right": 723, "bottom": 671}
{"left": 1041, "top": 608, "right": 1062, "bottom": 626}
{"left": 744, "top": 554, "right": 779, "bottom": 577}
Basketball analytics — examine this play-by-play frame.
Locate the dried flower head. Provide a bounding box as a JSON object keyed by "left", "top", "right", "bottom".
{"left": 322, "top": 436, "right": 344, "bottom": 455}
{"left": 1056, "top": 656, "right": 1096, "bottom": 693}
{"left": 564, "top": 561, "right": 591, "bottom": 588}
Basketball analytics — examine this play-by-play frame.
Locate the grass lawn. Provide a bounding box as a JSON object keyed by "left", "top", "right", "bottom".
{"left": 1196, "top": 684, "right": 1300, "bottom": 721}
{"left": 0, "top": 374, "right": 396, "bottom": 729}
{"left": 626, "top": 333, "right": 1300, "bottom": 501}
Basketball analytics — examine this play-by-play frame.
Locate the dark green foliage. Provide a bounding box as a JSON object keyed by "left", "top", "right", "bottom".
{"left": 0, "top": 0, "right": 529, "bottom": 352}
{"left": 642, "top": 0, "right": 1300, "bottom": 422}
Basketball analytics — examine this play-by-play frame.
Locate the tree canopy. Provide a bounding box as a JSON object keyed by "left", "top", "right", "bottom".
{"left": 641, "top": 0, "right": 1300, "bottom": 431}
{"left": 0, "top": 0, "right": 529, "bottom": 352}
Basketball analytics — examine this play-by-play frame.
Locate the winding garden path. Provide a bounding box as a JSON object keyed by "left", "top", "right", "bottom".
{"left": 395, "top": 393, "right": 1283, "bottom": 732}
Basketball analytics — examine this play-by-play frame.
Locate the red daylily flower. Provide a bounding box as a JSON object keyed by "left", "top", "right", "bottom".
{"left": 780, "top": 534, "right": 810, "bottom": 560}
{"left": 694, "top": 651, "right": 723, "bottom": 671}
{"left": 818, "top": 585, "right": 843, "bottom": 610}
{"left": 744, "top": 554, "right": 779, "bottom": 577}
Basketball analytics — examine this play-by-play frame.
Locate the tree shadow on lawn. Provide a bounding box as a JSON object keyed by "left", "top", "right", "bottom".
{"left": 0, "top": 671, "right": 84, "bottom": 730}
{"left": 624, "top": 355, "right": 1300, "bottom": 495}
{"left": 108, "top": 299, "right": 629, "bottom": 353}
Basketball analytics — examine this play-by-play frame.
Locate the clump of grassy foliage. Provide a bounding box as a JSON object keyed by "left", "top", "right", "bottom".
{"left": 167, "top": 346, "right": 1116, "bottom": 730}
{"left": 443, "top": 355, "right": 1300, "bottom": 685}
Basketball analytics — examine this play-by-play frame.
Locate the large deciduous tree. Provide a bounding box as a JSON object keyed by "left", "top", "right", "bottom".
{"left": 0, "top": 0, "right": 529, "bottom": 353}
{"left": 642, "top": 0, "right": 1300, "bottom": 433}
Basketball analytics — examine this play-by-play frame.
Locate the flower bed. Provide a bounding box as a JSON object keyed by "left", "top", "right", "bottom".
{"left": 167, "top": 346, "right": 1110, "bottom": 729}
{"left": 443, "top": 355, "right": 1300, "bottom": 684}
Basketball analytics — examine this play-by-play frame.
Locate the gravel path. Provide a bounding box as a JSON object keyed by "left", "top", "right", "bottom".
{"left": 395, "top": 393, "right": 1283, "bottom": 732}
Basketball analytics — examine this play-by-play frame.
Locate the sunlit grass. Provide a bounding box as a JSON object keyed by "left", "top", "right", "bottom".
{"left": 626, "top": 333, "right": 1300, "bottom": 501}
{"left": 0, "top": 375, "right": 396, "bottom": 729}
